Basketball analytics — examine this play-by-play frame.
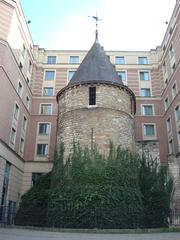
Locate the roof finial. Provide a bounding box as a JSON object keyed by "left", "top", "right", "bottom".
{"left": 88, "top": 13, "right": 101, "bottom": 42}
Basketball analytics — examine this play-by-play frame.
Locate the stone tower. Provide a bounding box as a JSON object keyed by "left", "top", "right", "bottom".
{"left": 56, "top": 41, "right": 136, "bottom": 155}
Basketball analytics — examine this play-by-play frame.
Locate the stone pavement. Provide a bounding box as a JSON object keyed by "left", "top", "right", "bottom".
{"left": 1, "top": 228, "right": 180, "bottom": 240}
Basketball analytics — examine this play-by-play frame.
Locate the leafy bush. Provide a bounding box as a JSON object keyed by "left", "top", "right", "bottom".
{"left": 15, "top": 143, "right": 173, "bottom": 228}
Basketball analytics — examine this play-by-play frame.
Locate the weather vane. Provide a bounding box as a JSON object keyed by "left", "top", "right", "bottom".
{"left": 88, "top": 14, "right": 102, "bottom": 41}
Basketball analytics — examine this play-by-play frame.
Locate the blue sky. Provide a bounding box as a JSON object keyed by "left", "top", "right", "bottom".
{"left": 21, "top": 0, "right": 176, "bottom": 50}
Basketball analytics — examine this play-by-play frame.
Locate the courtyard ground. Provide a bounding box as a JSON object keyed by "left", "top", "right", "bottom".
{"left": 1, "top": 228, "right": 180, "bottom": 240}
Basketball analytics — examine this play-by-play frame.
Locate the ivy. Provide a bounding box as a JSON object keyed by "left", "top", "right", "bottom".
{"left": 15, "top": 143, "right": 173, "bottom": 228}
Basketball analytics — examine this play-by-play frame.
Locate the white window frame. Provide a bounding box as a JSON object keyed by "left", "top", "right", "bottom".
{"left": 36, "top": 143, "right": 49, "bottom": 156}
{"left": 139, "top": 71, "right": 150, "bottom": 81}
{"left": 164, "top": 97, "right": 169, "bottom": 111}
{"left": 38, "top": 122, "right": 51, "bottom": 135}
{"left": 22, "top": 115, "right": 28, "bottom": 131}
{"left": 175, "top": 105, "right": 180, "bottom": 122}
{"left": 25, "top": 95, "right": 30, "bottom": 109}
{"left": 172, "top": 82, "right": 177, "bottom": 99}
{"left": 168, "top": 139, "right": 174, "bottom": 155}
{"left": 10, "top": 127, "right": 17, "bottom": 145}
{"left": 138, "top": 57, "right": 148, "bottom": 65}
{"left": 39, "top": 103, "right": 53, "bottom": 115}
{"left": 47, "top": 56, "right": 57, "bottom": 64}
{"left": 42, "top": 87, "right": 54, "bottom": 96}
{"left": 14, "top": 103, "right": 20, "bottom": 120}
{"left": 19, "top": 137, "right": 25, "bottom": 154}
{"left": 67, "top": 70, "right": 76, "bottom": 81}
{"left": 115, "top": 56, "right": 125, "bottom": 64}
{"left": 44, "top": 70, "right": 56, "bottom": 81}
{"left": 17, "top": 81, "right": 23, "bottom": 97}
{"left": 141, "top": 104, "right": 154, "bottom": 116}
{"left": 166, "top": 117, "right": 172, "bottom": 133}
{"left": 69, "top": 56, "right": 79, "bottom": 64}
{"left": 142, "top": 123, "right": 156, "bottom": 139}
{"left": 140, "top": 88, "right": 151, "bottom": 97}
{"left": 116, "top": 70, "right": 127, "bottom": 82}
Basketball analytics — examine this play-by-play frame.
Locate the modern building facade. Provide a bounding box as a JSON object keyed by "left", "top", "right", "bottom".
{"left": 0, "top": 0, "right": 180, "bottom": 212}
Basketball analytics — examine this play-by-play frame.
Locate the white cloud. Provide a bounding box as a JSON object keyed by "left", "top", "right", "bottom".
{"left": 46, "top": 0, "right": 176, "bottom": 50}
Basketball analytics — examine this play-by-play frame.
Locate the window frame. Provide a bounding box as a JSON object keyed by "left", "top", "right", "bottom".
{"left": 140, "top": 88, "right": 151, "bottom": 97}
{"left": 68, "top": 70, "right": 76, "bottom": 81}
{"left": 10, "top": 128, "right": 16, "bottom": 145}
{"left": 36, "top": 143, "right": 48, "bottom": 156}
{"left": 14, "top": 103, "right": 20, "bottom": 120}
{"left": 117, "top": 71, "right": 127, "bottom": 81}
{"left": 69, "top": 56, "right": 79, "bottom": 64}
{"left": 115, "top": 56, "right": 125, "bottom": 64}
{"left": 141, "top": 104, "right": 154, "bottom": 116}
{"left": 43, "top": 87, "right": 54, "bottom": 96}
{"left": 138, "top": 57, "right": 148, "bottom": 65}
{"left": 175, "top": 105, "right": 180, "bottom": 122}
{"left": 139, "top": 71, "right": 150, "bottom": 81}
{"left": 17, "top": 81, "right": 23, "bottom": 97}
{"left": 89, "top": 87, "right": 96, "bottom": 106}
{"left": 143, "top": 123, "right": 156, "bottom": 139}
{"left": 38, "top": 122, "right": 51, "bottom": 135}
{"left": 40, "top": 103, "right": 53, "bottom": 115}
{"left": 44, "top": 70, "right": 55, "bottom": 81}
{"left": 47, "top": 56, "right": 57, "bottom": 64}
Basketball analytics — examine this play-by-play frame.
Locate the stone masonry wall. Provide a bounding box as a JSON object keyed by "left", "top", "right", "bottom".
{"left": 57, "top": 84, "right": 135, "bottom": 156}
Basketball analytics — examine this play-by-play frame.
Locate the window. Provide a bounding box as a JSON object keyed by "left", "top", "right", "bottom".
{"left": 89, "top": 87, "right": 96, "bottom": 105}
{"left": 27, "top": 77, "right": 30, "bottom": 85}
{"left": 32, "top": 173, "right": 44, "bottom": 186}
{"left": 37, "top": 144, "right": 48, "bottom": 156}
{"left": 1, "top": 162, "right": 11, "bottom": 206}
{"left": 19, "top": 138, "right": 25, "bottom": 153}
{"left": 172, "top": 83, "right": 177, "bottom": 98}
{"left": 17, "top": 82, "right": 23, "bottom": 96}
{"left": 39, "top": 123, "right": 50, "bottom": 135}
{"left": 164, "top": 97, "right": 169, "bottom": 111}
{"left": 44, "top": 70, "right": 55, "bottom": 80}
{"left": 25, "top": 95, "right": 30, "bottom": 109}
{"left": 40, "top": 104, "right": 52, "bottom": 115}
{"left": 14, "top": 104, "right": 19, "bottom": 120}
{"left": 142, "top": 105, "right": 153, "bottom": 116}
{"left": 23, "top": 116, "right": 27, "bottom": 131}
{"left": 168, "top": 139, "right": 173, "bottom": 154}
{"left": 117, "top": 71, "right": 126, "bottom": 81}
{"left": 43, "top": 87, "right": 53, "bottom": 96}
{"left": 140, "top": 88, "right": 151, "bottom": 97}
{"left": 115, "top": 56, "right": 125, "bottom": 64}
{"left": 175, "top": 105, "right": 180, "bottom": 121}
{"left": 143, "top": 124, "right": 155, "bottom": 137}
{"left": 178, "top": 131, "right": 180, "bottom": 145}
{"left": 139, "top": 71, "right": 149, "bottom": 81}
{"left": 68, "top": 71, "right": 76, "bottom": 81}
{"left": 19, "top": 62, "right": 23, "bottom": 70}
{"left": 10, "top": 128, "right": 16, "bottom": 144}
{"left": 162, "top": 61, "right": 167, "bottom": 74}
{"left": 169, "top": 44, "right": 175, "bottom": 59}
{"left": 22, "top": 44, "right": 26, "bottom": 57}
{"left": 138, "top": 57, "right": 148, "bottom": 64}
{"left": 47, "top": 56, "right": 56, "bottom": 64}
{"left": 166, "top": 118, "right": 172, "bottom": 132}
{"left": 69, "top": 56, "right": 79, "bottom": 64}
{"left": 28, "top": 60, "right": 32, "bottom": 73}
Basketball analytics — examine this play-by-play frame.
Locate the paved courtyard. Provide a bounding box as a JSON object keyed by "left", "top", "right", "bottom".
{"left": 0, "top": 228, "right": 180, "bottom": 240}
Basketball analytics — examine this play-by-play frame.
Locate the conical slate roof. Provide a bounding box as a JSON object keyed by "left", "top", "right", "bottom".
{"left": 68, "top": 41, "right": 123, "bottom": 86}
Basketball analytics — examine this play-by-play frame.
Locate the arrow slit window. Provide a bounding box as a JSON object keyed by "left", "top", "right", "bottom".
{"left": 89, "top": 87, "right": 96, "bottom": 105}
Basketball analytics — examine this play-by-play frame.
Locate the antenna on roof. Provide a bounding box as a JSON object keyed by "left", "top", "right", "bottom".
{"left": 88, "top": 13, "right": 101, "bottom": 42}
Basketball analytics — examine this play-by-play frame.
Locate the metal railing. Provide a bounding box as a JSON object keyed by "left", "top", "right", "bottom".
{"left": 1, "top": 205, "right": 180, "bottom": 228}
